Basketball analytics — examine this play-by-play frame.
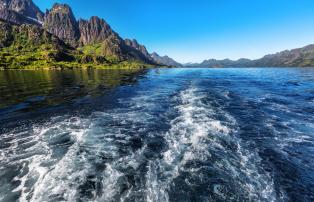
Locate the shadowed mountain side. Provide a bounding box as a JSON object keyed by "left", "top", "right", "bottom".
{"left": 151, "top": 52, "right": 182, "bottom": 67}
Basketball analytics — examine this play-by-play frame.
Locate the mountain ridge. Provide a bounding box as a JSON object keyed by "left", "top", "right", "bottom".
{"left": 0, "top": 0, "right": 179, "bottom": 67}
{"left": 186, "top": 44, "right": 314, "bottom": 67}
{"left": 150, "top": 52, "right": 182, "bottom": 67}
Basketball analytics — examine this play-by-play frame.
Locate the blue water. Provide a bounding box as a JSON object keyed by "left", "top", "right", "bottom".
{"left": 0, "top": 68, "right": 314, "bottom": 201}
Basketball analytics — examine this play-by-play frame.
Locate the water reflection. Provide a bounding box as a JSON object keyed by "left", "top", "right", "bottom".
{"left": 0, "top": 69, "right": 147, "bottom": 120}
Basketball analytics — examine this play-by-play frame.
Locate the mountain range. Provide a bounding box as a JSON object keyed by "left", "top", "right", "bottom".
{"left": 186, "top": 44, "right": 314, "bottom": 67}
{"left": 0, "top": 0, "right": 181, "bottom": 68}
{"left": 1, "top": 0, "right": 314, "bottom": 69}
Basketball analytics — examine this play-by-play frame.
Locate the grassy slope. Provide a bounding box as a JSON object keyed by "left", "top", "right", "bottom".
{"left": 0, "top": 21, "right": 152, "bottom": 69}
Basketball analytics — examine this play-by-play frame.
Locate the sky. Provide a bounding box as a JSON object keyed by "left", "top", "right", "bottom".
{"left": 34, "top": 0, "right": 314, "bottom": 63}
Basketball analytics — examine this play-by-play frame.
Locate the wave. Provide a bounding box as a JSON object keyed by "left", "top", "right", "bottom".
{"left": 0, "top": 84, "right": 279, "bottom": 201}
{"left": 143, "top": 85, "right": 278, "bottom": 201}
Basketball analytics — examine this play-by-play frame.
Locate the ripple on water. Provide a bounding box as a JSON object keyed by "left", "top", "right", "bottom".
{"left": 2, "top": 68, "right": 312, "bottom": 201}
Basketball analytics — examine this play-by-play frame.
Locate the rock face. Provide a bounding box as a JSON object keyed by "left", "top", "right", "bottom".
{"left": 0, "top": 8, "right": 36, "bottom": 25}
{"left": 151, "top": 52, "right": 182, "bottom": 67}
{"left": 0, "top": 0, "right": 166, "bottom": 65}
{"left": 0, "top": 0, "right": 43, "bottom": 25}
{"left": 44, "top": 3, "right": 80, "bottom": 47}
{"left": 124, "top": 39, "right": 151, "bottom": 58}
{"left": 5, "top": 0, "right": 43, "bottom": 21}
{"left": 0, "top": 20, "right": 77, "bottom": 68}
{"left": 78, "top": 16, "right": 114, "bottom": 45}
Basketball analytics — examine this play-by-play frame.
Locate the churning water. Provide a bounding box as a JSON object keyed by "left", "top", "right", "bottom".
{"left": 0, "top": 68, "right": 314, "bottom": 201}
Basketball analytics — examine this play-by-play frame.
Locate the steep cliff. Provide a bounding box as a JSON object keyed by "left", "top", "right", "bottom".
{"left": 78, "top": 16, "right": 114, "bottom": 45}
{"left": 44, "top": 3, "right": 80, "bottom": 47}
{"left": 5, "top": 0, "right": 43, "bottom": 21}
{"left": 0, "top": 0, "right": 163, "bottom": 67}
{"left": 0, "top": 0, "right": 42, "bottom": 25}
{"left": 124, "top": 39, "right": 151, "bottom": 58}
{"left": 151, "top": 52, "right": 182, "bottom": 67}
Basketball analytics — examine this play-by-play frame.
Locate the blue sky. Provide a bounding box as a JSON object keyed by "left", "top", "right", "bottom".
{"left": 34, "top": 0, "right": 314, "bottom": 63}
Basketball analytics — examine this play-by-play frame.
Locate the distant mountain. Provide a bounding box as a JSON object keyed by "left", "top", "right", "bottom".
{"left": 0, "top": 0, "right": 177, "bottom": 68}
{"left": 254, "top": 45, "right": 314, "bottom": 67}
{"left": 187, "top": 45, "right": 314, "bottom": 67}
{"left": 150, "top": 52, "right": 182, "bottom": 67}
{"left": 194, "top": 58, "right": 252, "bottom": 68}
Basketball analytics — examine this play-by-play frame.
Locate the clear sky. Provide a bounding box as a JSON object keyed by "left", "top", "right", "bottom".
{"left": 34, "top": 0, "right": 314, "bottom": 63}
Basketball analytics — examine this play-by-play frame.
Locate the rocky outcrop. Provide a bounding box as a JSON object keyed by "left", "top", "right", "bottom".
{"left": 124, "top": 39, "right": 151, "bottom": 58}
{"left": 4, "top": 0, "right": 43, "bottom": 21}
{"left": 78, "top": 16, "right": 114, "bottom": 45}
{"left": 0, "top": 8, "right": 38, "bottom": 25}
{"left": 151, "top": 52, "right": 182, "bottom": 67}
{"left": 0, "top": 0, "right": 42, "bottom": 25}
{"left": 0, "top": 20, "right": 77, "bottom": 68}
{"left": 100, "top": 34, "right": 125, "bottom": 60}
{"left": 44, "top": 3, "right": 80, "bottom": 47}
{"left": 0, "top": 0, "right": 167, "bottom": 66}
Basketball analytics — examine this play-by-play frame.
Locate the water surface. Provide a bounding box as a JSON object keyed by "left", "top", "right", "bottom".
{"left": 0, "top": 68, "right": 314, "bottom": 201}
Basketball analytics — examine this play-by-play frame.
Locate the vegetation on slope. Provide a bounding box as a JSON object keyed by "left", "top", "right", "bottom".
{"left": 0, "top": 21, "right": 152, "bottom": 69}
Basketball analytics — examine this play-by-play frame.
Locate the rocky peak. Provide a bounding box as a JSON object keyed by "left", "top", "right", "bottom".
{"left": 1, "top": 0, "right": 43, "bottom": 21}
{"left": 44, "top": 3, "right": 79, "bottom": 47}
{"left": 49, "top": 3, "right": 72, "bottom": 14}
{"left": 78, "top": 16, "right": 114, "bottom": 45}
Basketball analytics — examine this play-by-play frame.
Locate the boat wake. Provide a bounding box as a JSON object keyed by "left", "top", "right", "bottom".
{"left": 1, "top": 85, "right": 278, "bottom": 201}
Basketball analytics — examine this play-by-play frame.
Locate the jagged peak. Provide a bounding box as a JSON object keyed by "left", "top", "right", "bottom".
{"left": 50, "top": 3, "right": 73, "bottom": 15}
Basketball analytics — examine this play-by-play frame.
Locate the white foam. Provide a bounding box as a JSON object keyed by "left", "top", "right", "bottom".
{"left": 144, "top": 85, "right": 278, "bottom": 201}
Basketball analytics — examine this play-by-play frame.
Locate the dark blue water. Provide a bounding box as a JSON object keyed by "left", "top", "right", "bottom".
{"left": 0, "top": 68, "right": 314, "bottom": 202}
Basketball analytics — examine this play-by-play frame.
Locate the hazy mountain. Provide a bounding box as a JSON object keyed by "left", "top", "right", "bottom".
{"left": 187, "top": 45, "right": 314, "bottom": 67}
{"left": 254, "top": 45, "right": 314, "bottom": 67}
{"left": 150, "top": 52, "right": 182, "bottom": 67}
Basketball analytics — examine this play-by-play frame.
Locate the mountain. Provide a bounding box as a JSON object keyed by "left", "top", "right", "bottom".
{"left": 187, "top": 45, "right": 314, "bottom": 68}
{"left": 5, "top": 0, "right": 43, "bottom": 20}
{"left": 124, "top": 39, "right": 151, "bottom": 58}
{"left": 0, "top": 0, "right": 174, "bottom": 68}
{"left": 0, "top": 20, "right": 76, "bottom": 68}
{"left": 254, "top": 45, "right": 314, "bottom": 67}
{"left": 0, "top": 19, "right": 152, "bottom": 69}
{"left": 44, "top": 3, "right": 79, "bottom": 47}
{"left": 150, "top": 52, "right": 182, "bottom": 67}
{"left": 78, "top": 16, "right": 114, "bottom": 45}
{"left": 0, "top": 0, "right": 43, "bottom": 25}
{"left": 193, "top": 58, "right": 252, "bottom": 68}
